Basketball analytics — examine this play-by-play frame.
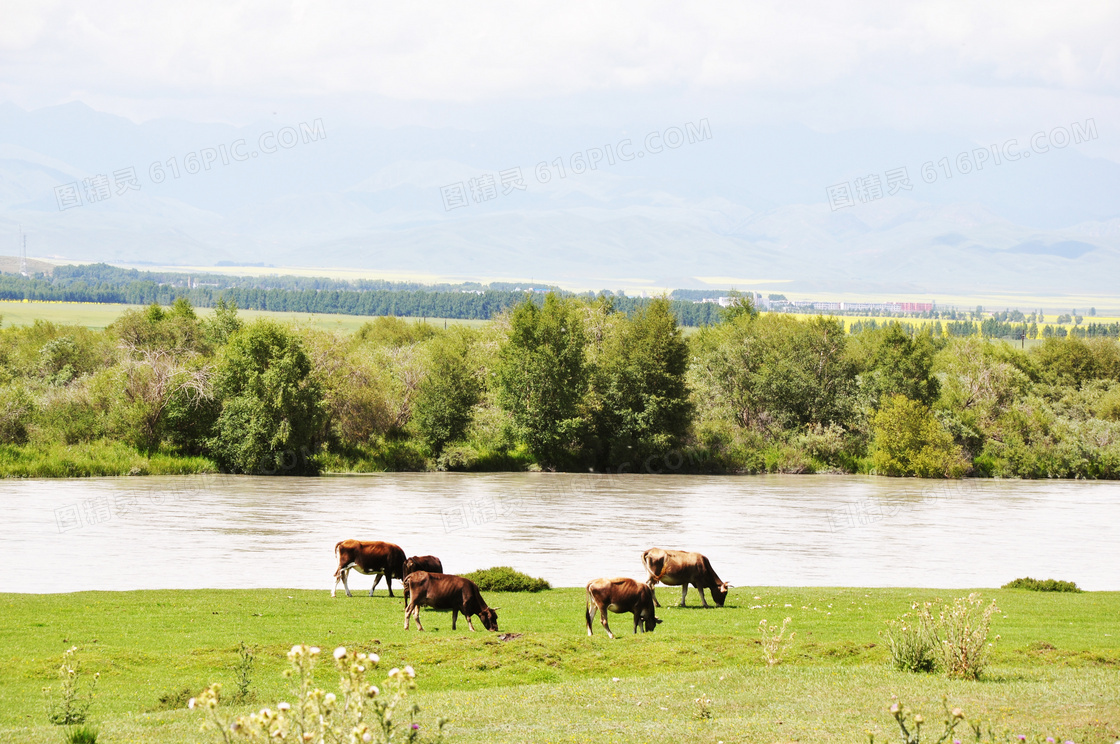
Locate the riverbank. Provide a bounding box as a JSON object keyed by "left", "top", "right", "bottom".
{"left": 3, "top": 587, "right": 1118, "bottom": 743}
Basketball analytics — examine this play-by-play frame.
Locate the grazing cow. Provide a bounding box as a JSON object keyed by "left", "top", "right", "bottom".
{"left": 332, "top": 540, "right": 407, "bottom": 598}
{"left": 403, "top": 571, "right": 499, "bottom": 632}
{"left": 402, "top": 555, "right": 443, "bottom": 602}
{"left": 585, "top": 577, "right": 661, "bottom": 639}
{"left": 642, "top": 548, "right": 730, "bottom": 608}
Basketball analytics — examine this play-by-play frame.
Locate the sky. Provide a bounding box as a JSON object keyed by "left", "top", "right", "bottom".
{"left": 1, "top": 2, "right": 1119, "bottom": 298}
{"left": 3, "top": 1, "right": 1117, "bottom": 150}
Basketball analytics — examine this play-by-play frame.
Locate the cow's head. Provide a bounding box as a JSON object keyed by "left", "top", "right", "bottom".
{"left": 711, "top": 581, "right": 731, "bottom": 607}
{"left": 644, "top": 613, "right": 662, "bottom": 632}
{"left": 479, "top": 607, "right": 499, "bottom": 632}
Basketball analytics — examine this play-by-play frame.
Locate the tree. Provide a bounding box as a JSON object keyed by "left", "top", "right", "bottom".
{"left": 413, "top": 330, "right": 481, "bottom": 455}
{"left": 495, "top": 294, "right": 588, "bottom": 468}
{"left": 208, "top": 321, "right": 325, "bottom": 474}
{"left": 589, "top": 298, "right": 692, "bottom": 468}
{"left": 691, "top": 313, "right": 854, "bottom": 430}
{"left": 854, "top": 324, "right": 941, "bottom": 407}
{"left": 871, "top": 394, "right": 966, "bottom": 477}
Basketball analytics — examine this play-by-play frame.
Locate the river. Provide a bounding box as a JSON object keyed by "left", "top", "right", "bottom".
{"left": 4, "top": 473, "right": 1117, "bottom": 593}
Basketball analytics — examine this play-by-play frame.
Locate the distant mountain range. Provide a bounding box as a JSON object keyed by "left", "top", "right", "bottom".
{"left": 2, "top": 101, "right": 1118, "bottom": 295}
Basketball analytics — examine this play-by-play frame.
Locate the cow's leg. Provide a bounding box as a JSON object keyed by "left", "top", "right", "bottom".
{"left": 699, "top": 586, "right": 710, "bottom": 608}
{"left": 601, "top": 610, "right": 615, "bottom": 640}
{"left": 647, "top": 580, "right": 662, "bottom": 608}
{"left": 369, "top": 573, "right": 383, "bottom": 597}
{"left": 680, "top": 584, "right": 688, "bottom": 607}
{"left": 332, "top": 571, "right": 342, "bottom": 598}
{"left": 452, "top": 609, "right": 459, "bottom": 630}
{"left": 404, "top": 602, "right": 414, "bottom": 630}
{"left": 467, "top": 614, "right": 478, "bottom": 632}
{"left": 386, "top": 575, "right": 395, "bottom": 598}
{"left": 633, "top": 611, "right": 640, "bottom": 634}
{"left": 342, "top": 568, "right": 354, "bottom": 598}
{"left": 413, "top": 605, "right": 426, "bottom": 631}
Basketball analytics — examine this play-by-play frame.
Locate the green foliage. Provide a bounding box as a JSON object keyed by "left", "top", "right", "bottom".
{"left": 938, "top": 593, "right": 999, "bottom": 680}
{"left": 495, "top": 294, "right": 588, "bottom": 467}
{"left": 853, "top": 324, "right": 942, "bottom": 407}
{"left": 0, "top": 382, "right": 34, "bottom": 443}
{"left": 44, "top": 646, "right": 98, "bottom": 726}
{"left": 192, "top": 645, "right": 446, "bottom": 743}
{"left": 882, "top": 602, "right": 939, "bottom": 673}
{"left": 691, "top": 313, "right": 855, "bottom": 431}
{"left": 588, "top": 297, "right": 692, "bottom": 467}
{"left": 155, "top": 687, "right": 196, "bottom": 711}
{"left": 209, "top": 321, "right": 325, "bottom": 474}
{"left": 413, "top": 330, "right": 481, "bottom": 455}
{"left": 1002, "top": 577, "right": 1082, "bottom": 592}
{"left": 233, "top": 642, "right": 256, "bottom": 704}
{"left": 63, "top": 725, "right": 98, "bottom": 744}
{"left": 871, "top": 395, "right": 966, "bottom": 477}
{"left": 461, "top": 566, "right": 551, "bottom": 592}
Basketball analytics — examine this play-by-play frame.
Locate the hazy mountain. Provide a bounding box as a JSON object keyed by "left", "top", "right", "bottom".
{"left": 2, "top": 101, "right": 1118, "bottom": 294}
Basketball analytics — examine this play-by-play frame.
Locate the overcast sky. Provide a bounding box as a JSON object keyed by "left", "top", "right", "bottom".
{"left": 2, "top": 1, "right": 1118, "bottom": 158}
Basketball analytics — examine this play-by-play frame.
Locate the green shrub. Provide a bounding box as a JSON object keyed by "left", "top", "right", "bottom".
{"left": 64, "top": 725, "right": 98, "bottom": 744}
{"left": 871, "top": 394, "right": 967, "bottom": 477}
{"left": 462, "top": 566, "right": 550, "bottom": 592}
{"left": 882, "top": 602, "right": 939, "bottom": 673}
{"left": 1002, "top": 577, "right": 1082, "bottom": 592}
{"left": 155, "top": 686, "right": 195, "bottom": 711}
{"left": 938, "top": 593, "right": 999, "bottom": 680}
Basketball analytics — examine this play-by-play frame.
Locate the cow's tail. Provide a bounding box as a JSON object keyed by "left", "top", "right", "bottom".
{"left": 585, "top": 587, "right": 593, "bottom": 633}
{"left": 642, "top": 551, "right": 663, "bottom": 585}
{"left": 333, "top": 541, "right": 344, "bottom": 579}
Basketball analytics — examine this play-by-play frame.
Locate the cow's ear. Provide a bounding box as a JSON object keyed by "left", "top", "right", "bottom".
{"left": 655, "top": 617, "right": 663, "bottom": 624}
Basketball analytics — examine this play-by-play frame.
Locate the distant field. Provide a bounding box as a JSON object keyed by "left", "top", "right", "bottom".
{"left": 0, "top": 300, "right": 487, "bottom": 333}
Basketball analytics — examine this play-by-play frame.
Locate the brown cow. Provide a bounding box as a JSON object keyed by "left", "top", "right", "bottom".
{"left": 642, "top": 548, "right": 730, "bottom": 608}
{"left": 585, "top": 577, "right": 661, "bottom": 639}
{"left": 402, "top": 555, "right": 443, "bottom": 602}
{"left": 332, "top": 540, "right": 407, "bottom": 598}
{"left": 402, "top": 571, "right": 499, "bottom": 632}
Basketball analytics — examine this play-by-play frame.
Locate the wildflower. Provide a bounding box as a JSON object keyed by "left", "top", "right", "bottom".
{"left": 363, "top": 734, "right": 372, "bottom": 743}
{"left": 324, "top": 693, "right": 337, "bottom": 707}
{"left": 404, "top": 665, "right": 416, "bottom": 678}
{"left": 913, "top": 714, "right": 924, "bottom": 724}
{"left": 369, "top": 653, "right": 380, "bottom": 664}
{"left": 366, "top": 685, "right": 379, "bottom": 698}
{"left": 952, "top": 708, "right": 964, "bottom": 719}
{"left": 890, "top": 703, "right": 901, "bottom": 716}
{"left": 412, "top": 723, "right": 420, "bottom": 730}
{"left": 388, "top": 667, "right": 400, "bottom": 678}
{"left": 334, "top": 646, "right": 347, "bottom": 660}
{"left": 309, "top": 647, "right": 321, "bottom": 656}
{"left": 278, "top": 702, "right": 291, "bottom": 711}
{"left": 290, "top": 645, "right": 303, "bottom": 656}
{"left": 188, "top": 698, "right": 197, "bottom": 709}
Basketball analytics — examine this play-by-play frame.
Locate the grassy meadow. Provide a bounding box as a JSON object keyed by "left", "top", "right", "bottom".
{"left": 2, "top": 587, "right": 1118, "bottom": 743}
{"left": 0, "top": 300, "right": 485, "bottom": 333}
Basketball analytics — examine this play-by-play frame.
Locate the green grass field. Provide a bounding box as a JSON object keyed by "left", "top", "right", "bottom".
{"left": 2, "top": 587, "right": 1117, "bottom": 743}
{"left": 0, "top": 300, "right": 486, "bottom": 333}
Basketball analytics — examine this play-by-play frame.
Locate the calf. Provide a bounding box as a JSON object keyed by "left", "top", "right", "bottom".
{"left": 403, "top": 571, "right": 499, "bottom": 632}
{"left": 402, "top": 555, "right": 443, "bottom": 602}
{"left": 332, "top": 540, "right": 407, "bottom": 598}
{"left": 642, "top": 548, "right": 730, "bottom": 608}
{"left": 585, "top": 577, "right": 661, "bottom": 639}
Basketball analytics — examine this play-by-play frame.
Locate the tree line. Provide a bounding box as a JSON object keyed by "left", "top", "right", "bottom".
{"left": 0, "top": 265, "right": 723, "bottom": 327}
{"left": 1, "top": 293, "right": 1118, "bottom": 479}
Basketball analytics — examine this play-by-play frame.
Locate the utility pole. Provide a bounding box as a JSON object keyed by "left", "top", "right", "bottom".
{"left": 18, "top": 225, "right": 28, "bottom": 276}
